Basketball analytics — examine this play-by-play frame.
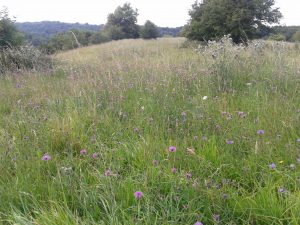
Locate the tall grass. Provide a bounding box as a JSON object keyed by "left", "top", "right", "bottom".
{"left": 0, "top": 38, "right": 299, "bottom": 224}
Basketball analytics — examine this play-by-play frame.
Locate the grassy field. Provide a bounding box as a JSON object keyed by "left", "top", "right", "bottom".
{"left": 0, "top": 37, "right": 299, "bottom": 224}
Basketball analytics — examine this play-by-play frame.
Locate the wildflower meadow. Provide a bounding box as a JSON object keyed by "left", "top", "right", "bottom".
{"left": 0, "top": 37, "right": 299, "bottom": 224}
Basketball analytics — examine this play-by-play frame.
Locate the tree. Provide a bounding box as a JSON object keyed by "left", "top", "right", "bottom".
{"left": 185, "top": 0, "right": 282, "bottom": 44}
{"left": 103, "top": 3, "right": 139, "bottom": 40}
{"left": 292, "top": 30, "right": 300, "bottom": 42}
{"left": 0, "top": 7, "right": 24, "bottom": 49}
{"left": 140, "top": 20, "right": 160, "bottom": 39}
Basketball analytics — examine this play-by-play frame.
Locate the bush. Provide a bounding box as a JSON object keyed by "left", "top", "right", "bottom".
{"left": 268, "top": 33, "right": 286, "bottom": 41}
{"left": 0, "top": 45, "right": 52, "bottom": 74}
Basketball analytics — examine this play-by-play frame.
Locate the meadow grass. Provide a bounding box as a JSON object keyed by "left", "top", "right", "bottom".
{"left": 0, "top": 37, "right": 299, "bottom": 224}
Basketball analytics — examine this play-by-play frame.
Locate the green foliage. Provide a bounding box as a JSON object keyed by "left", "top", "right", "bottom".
{"left": 0, "top": 7, "right": 24, "bottom": 49}
{"left": 268, "top": 33, "right": 286, "bottom": 41}
{"left": 292, "top": 30, "right": 300, "bottom": 42}
{"left": 103, "top": 3, "right": 140, "bottom": 40}
{"left": 140, "top": 20, "right": 160, "bottom": 39}
{"left": 41, "top": 29, "right": 108, "bottom": 54}
{"left": 186, "top": 0, "right": 282, "bottom": 44}
{"left": 272, "top": 26, "right": 300, "bottom": 41}
{"left": 0, "top": 44, "right": 51, "bottom": 74}
{"left": 0, "top": 38, "right": 299, "bottom": 224}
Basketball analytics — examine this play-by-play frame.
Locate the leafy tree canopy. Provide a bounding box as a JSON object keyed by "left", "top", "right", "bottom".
{"left": 104, "top": 3, "right": 139, "bottom": 40}
{"left": 186, "top": 0, "right": 282, "bottom": 44}
{"left": 140, "top": 20, "right": 160, "bottom": 39}
{"left": 0, "top": 7, "right": 24, "bottom": 49}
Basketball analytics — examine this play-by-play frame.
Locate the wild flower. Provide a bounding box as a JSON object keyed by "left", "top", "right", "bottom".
{"left": 171, "top": 167, "right": 177, "bottom": 173}
{"left": 42, "top": 153, "right": 51, "bottom": 161}
{"left": 226, "top": 140, "right": 234, "bottom": 145}
{"left": 186, "top": 172, "right": 192, "bottom": 179}
{"left": 215, "top": 124, "right": 221, "bottom": 130}
{"left": 169, "top": 146, "right": 177, "bottom": 152}
{"left": 134, "top": 191, "right": 143, "bottom": 199}
{"left": 222, "top": 193, "right": 229, "bottom": 199}
{"left": 278, "top": 187, "right": 285, "bottom": 194}
{"left": 297, "top": 157, "right": 300, "bottom": 164}
{"left": 213, "top": 214, "right": 220, "bottom": 223}
{"left": 80, "top": 149, "right": 87, "bottom": 155}
{"left": 290, "top": 164, "right": 295, "bottom": 170}
{"left": 194, "top": 221, "right": 203, "bottom": 225}
{"left": 92, "top": 153, "right": 98, "bottom": 159}
{"left": 237, "top": 111, "right": 246, "bottom": 118}
{"left": 194, "top": 135, "right": 199, "bottom": 141}
{"left": 153, "top": 160, "right": 158, "bottom": 166}
{"left": 104, "top": 170, "right": 111, "bottom": 176}
{"left": 257, "top": 130, "right": 265, "bottom": 135}
{"left": 202, "top": 136, "right": 207, "bottom": 141}
{"left": 202, "top": 96, "right": 208, "bottom": 100}
{"left": 269, "top": 163, "right": 276, "bottom": 169}
{"left": 297, "top": 138, "right": 300, "bottom": 143}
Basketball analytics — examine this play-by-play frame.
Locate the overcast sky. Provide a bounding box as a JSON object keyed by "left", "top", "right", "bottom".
{"left": 1, "top": 0, "right": 299, "bottom": 27}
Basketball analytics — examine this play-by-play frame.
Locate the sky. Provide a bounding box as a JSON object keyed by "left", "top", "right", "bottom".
{"left": 1, "top": 0, "right": 300, "bottom": 27}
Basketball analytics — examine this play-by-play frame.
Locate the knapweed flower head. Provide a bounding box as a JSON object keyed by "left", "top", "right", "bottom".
{"left": 257, "top": 130, "right": 265, "bottom": 135}
{"left": 237, "top": 111, "right": 246, "bottom": 118}
{"left": 80, "top": 149, "right": 87, "bottom": 155}
{"left": 297, "top": 138, "right": 300, "bottom": 143}
{"left": 186, "top": 172, "right": 192, "bottom": 179}
{"left": 153, "top": 159, "right": 158, "bottom": 166}
{"left": 171, "top": 167, "right": 177, "bottom": 173}
{"left": 194, "top": 221, "right": 203, "bottom": 225}
{"left": 222, "top": 193, "right": 229, "bottom": 199}
{"left": 92, "top": 153, "right": 98, "bottom": 159}
{"left": 269, "top": 163, "right": 276, "bottom": 169}
{"left": 278, "top": 187, "right": 286, "bottom": 194}
{"left": 169, "top": 146, "right": 177, "bottom": 152}
{"left": 194, "top": 135, "right": 199, "bottom": 141}
{"left": 226, "top": 139, "right": 234, "bottom": 145}
{"left": 42, "top": 153, "right": 51, "bottom": 161}
{"left": 213, "top": 214, "right": 220, "bottom": 223}
{"left": 104, "top": 169, "right": 111, "bottom": 176}
{"left": 134, "top": 191, "right": 143, "bottom": 199}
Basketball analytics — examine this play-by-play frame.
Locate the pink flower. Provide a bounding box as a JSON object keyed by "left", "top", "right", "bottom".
{"left": 168, "top": 146, "right": 177, "bottom": 152}
{"left": 92, "top": 153, "right": 98, "bottom": 159}
{"left": 104, "top": 170, "right": 111, "bottom": 176}
{"left": 42, "top": 153, "right": 51, "bottom": 161}
{"left": 194, "top": 221, "right": 203, "bottom": 225}
{"left": 171, "top": 167, "right": 177, "bottom": 173}
{"left": 134, "top": 191, "right": 143, "bottom": 199}
{"left": 80, "top": 149, "right": 87, "bottom": 155}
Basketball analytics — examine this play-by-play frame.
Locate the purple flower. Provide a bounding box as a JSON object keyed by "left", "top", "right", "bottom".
{"left": 269, "top": 163, "right": 276, "bottom": 169}
{"left": 297, "top": 158, "right": 300, "bottom": 164}
{"left": 171, "top": 167, "right": 177, "bottom": 173}
{"left": 42, "top": 153, "right": 51, "bottom": 161}
{"left": 194, "top": 135, "right": 199, "bottom": 141}
{"left": 297, "top": 138, "right": 300, "bottom": 143}
{"left": 237, "top": 111, "right": 246, "bottom": 118}
{"left": 153, "top": 159, "right": 158, "bottom": 166}
{"left": 186, "top": 172, "right": 192, "bottom": 179}
{"left": 278, "top": 187, "right": 285, "bottom": 194}
{"left": 169, "top": 146, "right": 177, "bottom": 152}
{"left": 80, "top": 149, "right": 87, "bottom": 155}
{"left": 134, "top": 191, "right": 143, "bottom": 199}
{"left": 92, "top": 153, "right": 98, "bottom": 159}
{"left": 194, "top": 221, "right": 203, "bottom": 225}
{"left": 257, "top": 130, "right": 265, "bottom": 135}
{"left": 226, "top": 140, "right": 234, "bottom": 145}
{"left": 222, "top": 193, "right": 229, "bottom": 199}
{"left": 213, "top": 214, "right": 220, "bottom": 223}
{"left": 215, "top": 124, "right": 221, "bottom": 130}
{"left": 104, "top": 170, "right": 111, "bottom": 176}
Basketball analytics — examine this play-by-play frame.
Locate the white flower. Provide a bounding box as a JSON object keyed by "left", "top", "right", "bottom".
{"left": 202, "top": 96, "right": 208, "bottom": 100}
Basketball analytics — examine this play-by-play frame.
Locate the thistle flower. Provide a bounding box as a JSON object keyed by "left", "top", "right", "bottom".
{"left": 104, "top": 169, "right": 111, "bottom": 176}
{"left": 278, "top": 187, "right": 285, "bottom": 194}
{"left": 186, "top": 172, "right": 192, "bottom": 179}
{"left": 169, "top": 146, "right": 177, "bottom": 152}
{"left": 153, "top": 159, "right": 158, "bottom": 166}
{"left": 269, "top": 163, "right": 276, "bottom": 169}
{"left": 92, "top": 153, "right": 98, "bottom": 159}
{"left": 226, "top": 140, "right": 234, "bottom": 145}
{"left": 257, "top": 130, "right": 265, "bottom": 135}
{"left": 42, "top": 153, "right": 51, "bottom": 161}
{"left": 134, "top": 191, "right": 143, "bottom": 199}
{"left": 80, "top": 149, "right": 87, "bottom": 155}
{"left": 171, "top": 167, "right": 177, "bottom": 173}
{"left": 194, "top": 221, "right": 203, "bottom": 225}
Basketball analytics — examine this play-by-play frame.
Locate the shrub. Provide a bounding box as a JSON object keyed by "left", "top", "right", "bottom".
{"left": 0, "top": 45, "right": 52, "bottom": 74}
